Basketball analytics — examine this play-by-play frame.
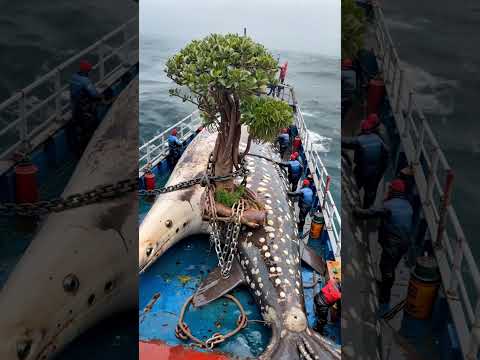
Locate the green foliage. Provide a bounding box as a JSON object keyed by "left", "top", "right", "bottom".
{"left": 342, "top": 0, "right": 366, "bottom": 59}
{"left": 165, "top": 33, "right": 278, "bottom": 107}
{"left": 241, "top": 96, "right": 293, "bottom": 143}
{"left": 215, "top": 185, "right": 246, "bottom": 207}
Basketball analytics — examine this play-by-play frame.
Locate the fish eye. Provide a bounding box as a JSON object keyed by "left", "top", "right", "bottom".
{"left": 146, "top": 247, "right": 153, "bottom": 257}
{"left": 165, "top": 220, "right": 173, "bottom": 228}
{"left": 16, "top": 339, "right": 32, "bottom": 360}
{"left": 62, "top": 274, "right": 80, "bottom": 294}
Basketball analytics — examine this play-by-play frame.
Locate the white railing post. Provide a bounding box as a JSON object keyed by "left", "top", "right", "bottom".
{"left": 426, "top": 148, "right": 440, "bottom": 206}
{"left": 19, "top": 91, "right": 27, "bottom": 151}
{"left": 395, "top": 69, "right": 404, "bottom": 113}
{"left": 99, "top": 41, "right": 106, "bottom": 83}
{"left": 415, "top": 117, "right": 425, "bottom": 164}
{"left": 55, "top": 70, "right": 62, "bottom": 121}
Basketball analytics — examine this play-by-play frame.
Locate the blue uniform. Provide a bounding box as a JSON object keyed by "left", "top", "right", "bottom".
{"left": 298, "top": 187, "right": 314, "bottom": 207}
{"left": 70, "top": 72, "right": 98, "bottom": 110}
{"left": 278, "top": 133, "right": 290, "bottom": 147}
{"left": 343, "top": 132, "right": 388, "bottom": 208}
{"left": 168, "top": 134, "right": 182, "bottom": 165}
{"left": 353, "top": 195, "right": 413, "bottom": 304}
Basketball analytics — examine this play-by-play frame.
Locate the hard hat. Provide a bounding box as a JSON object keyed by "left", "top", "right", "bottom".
{"left": 171, "top": 128, "right": 178, "bottom": 136}
{"left": 367, "top": 113, "right": 380, "bottom": 128}
{"left": 293, "top": 151, "right": 299, "bottom": 159}
{"left": 360, "top": 116, "right": 379, "bottom": 132}
{"left": 79, "top": 59, "right": 93, "bottom": 73}
{"left": 390, "top": 179, "right": 406, "bottom": 193}
{"left": 341, "top": 59, "right": 353, "bottom": 69}
{"left": 303, "top": 179, "right": 310, "bottom": 187}
{"left": 290, "top": 154, "right": 296, "bottom": 160}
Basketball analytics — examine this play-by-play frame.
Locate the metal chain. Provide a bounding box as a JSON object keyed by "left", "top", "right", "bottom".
{"left": 0, "top": 159, "right": 249, "bottom": 217}
{"left": 221, "top": 200, "right": 244, "bottom": 278}
{"left": 137, "top": 165, "right": 249, "bottom": 197}
{"left": 0, "top": 178, "right": 137, "bottom": 217}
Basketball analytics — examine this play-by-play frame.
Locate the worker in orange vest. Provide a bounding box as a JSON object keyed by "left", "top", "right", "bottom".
{"left": 314, "top": 279, "right": 341, "bottom": 335}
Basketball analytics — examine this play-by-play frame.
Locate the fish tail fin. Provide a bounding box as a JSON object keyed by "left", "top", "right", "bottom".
{"left": 263, "top": 328, "right": 340, "bottom": 360}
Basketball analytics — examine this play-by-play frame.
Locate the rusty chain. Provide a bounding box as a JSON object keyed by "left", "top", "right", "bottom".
{"left": 0, "top": 159, "right": 249, "bottom": 217}
{"left": 0, "top": 178, "right": 137, "bottom": 217}
{"left": 175, "top": 294, "right": 248, "bottom": 349}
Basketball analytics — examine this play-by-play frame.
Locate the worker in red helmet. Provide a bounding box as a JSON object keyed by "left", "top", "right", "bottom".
{"left": 69, "top": 59, "right": 102, "bottom": 156}
{"left": 342, "top": 115, "right": 389, "bottom": 208}
{"left": 276, "top": 128, "right": 291, "bottom": 160}
{"left": 314, "top": 278, "right": 341, "bottom": 335}
{"left": 168, "top": 128, "right": 183, "bottom": 167}
{"left": 278, "top": 154, "right": 303, "bottom": 192}
{"left": 353, "top": 178, "right": 413, "bottom": 314}
{"left": 287, "top": 178, "right": 314, "bottom": 236}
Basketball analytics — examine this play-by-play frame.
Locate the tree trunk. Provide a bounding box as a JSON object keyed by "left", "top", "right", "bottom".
{"left": 212, "top": 93, "right": 241, "bottom": 192}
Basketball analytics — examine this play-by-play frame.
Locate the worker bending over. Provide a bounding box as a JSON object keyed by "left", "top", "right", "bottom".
{"left": 288, "top": 179, "right": 314, "bottom": 235}
{"left": 353, "top": 179, "right": 413, "bottom": 314}
{"left": 278, "top": 154, "right": 303, "bottom": 192}
{"left": 168, "top": 128, "right": 183, "bottom": 167}
{"left": 342, "top": 114, "right": 389, "bottom": 208}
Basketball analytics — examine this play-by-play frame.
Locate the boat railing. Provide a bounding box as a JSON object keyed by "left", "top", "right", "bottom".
{"left": 138, "top": 110, "right": 202, "bottom": 175}
{"left": 0, "top": 16, "right": 139, "bottom": 162}
{"left": 293, "top": 93, "right": 341, "bottom": 257}
{"left": 372, "top": 5, "right": 476, "bottom": 358}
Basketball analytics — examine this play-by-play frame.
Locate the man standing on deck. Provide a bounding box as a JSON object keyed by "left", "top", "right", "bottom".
{"left": 276, "top": 128, "right": 290, "bottom": 160}
{"left": 278, "top": 154, "right": 303, "bottom": 192}
{"left": 69, "top": 59, "right": 102, "bottom": 153}
{"left": 168, "top": 128, "right": 183, "bottom": 167}
{"left": 306, "top": 172, "right": 319, "bottom": 213}
{"left": 342, "top": 115, "right": 389, "bottom": 208}
{"left": 288, "top": 179, "right": 314, "bottom": 235}
{"left": 353, "top": 179, "right": 413, "bottom": 314}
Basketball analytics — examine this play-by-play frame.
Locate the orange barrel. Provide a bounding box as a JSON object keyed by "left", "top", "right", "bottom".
{"left": 15, "top": 162, "right": 39, "bottom": 203}
{"left": 405, "top": 256, "right": 440, "bottom": 320}
{"left": 367, "top": 79, "right": 385, "bottom": 114}
{"left": 144, "top": 171, "right": 156, "bottom": 190}
{"left": 292, "top": 136, "right": 302, "bottom": 151}
{"left": 310, "top": 211, "right": 325, "bottom": 240}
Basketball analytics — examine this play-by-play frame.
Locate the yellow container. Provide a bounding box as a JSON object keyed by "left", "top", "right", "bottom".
{"left": 310, "top": 212, "right": 325, "bottom": 239}
{"left": 405, "top": 256, "right": 440, "bottom": 320}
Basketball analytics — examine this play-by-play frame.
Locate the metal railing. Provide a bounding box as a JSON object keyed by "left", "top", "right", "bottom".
{"left": 294, "top": 97, "right": 341, "bottom": 258}
{"left": 0, "top": 17, "right": 139, "bottom": 162}
{"left": 372, "top": 6, "right": 476, "bottom": 358}
{"left": 138, "top": 111, "right": 202, "bottom": 175}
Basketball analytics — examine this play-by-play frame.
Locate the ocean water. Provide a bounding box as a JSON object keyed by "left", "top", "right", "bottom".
{"left": 382, "top": 2, "right": 479, "bottom": 283}
{"left": 140, "top": 33, "right": 341, "bottom": 205}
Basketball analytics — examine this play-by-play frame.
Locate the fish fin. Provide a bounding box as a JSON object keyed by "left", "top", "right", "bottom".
{"left": 192, "top": 260, "right": 245, "bottom": 307}
{"left": 300, "top": 243, "right": 326, "bottom": 275}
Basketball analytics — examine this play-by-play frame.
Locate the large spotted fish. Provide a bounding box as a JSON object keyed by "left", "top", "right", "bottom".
{"left": 140, "top": 127, "right": 340, "bottom": 359}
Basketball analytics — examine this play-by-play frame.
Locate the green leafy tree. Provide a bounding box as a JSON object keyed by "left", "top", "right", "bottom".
{"left": 342, "top": 0, "right": 366, "bottom": 59}
{"left": 165, "top": 34, "right": 293, "bottom": 192}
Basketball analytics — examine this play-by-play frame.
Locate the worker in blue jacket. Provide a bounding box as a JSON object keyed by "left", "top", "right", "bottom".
{"left": 288, "top": 179, "right": 314, "bottom": 235}
{"left": 342, "top": 115, "right": 389, "bottom": 208}
{"left": 353, "top": 179, "right": 413, "bottom": 314}
{"left": 69, "top": 60, "right": 102, "bottom": 154}
{"left": 278, "top": 154, "right": 303, "bottom": 192}
{"left": 277, "top": 128, "right": 290, "bottom": 160}
{"left": 168, "top": 128, "right": 183, "bottom": 167}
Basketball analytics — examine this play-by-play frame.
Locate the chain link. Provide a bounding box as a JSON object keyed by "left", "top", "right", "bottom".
{"left": 0, "top": 156, "right": 249, "bottom": 217}
{"left": 0, "top": 178, "right": 137, "bottom": 217}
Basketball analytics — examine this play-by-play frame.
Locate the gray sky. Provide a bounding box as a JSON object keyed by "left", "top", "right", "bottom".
{"left": 140, "top": 0, "right": 340, "bottom": 57}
